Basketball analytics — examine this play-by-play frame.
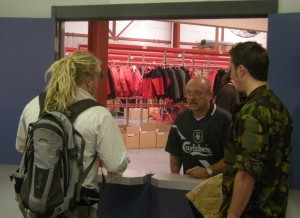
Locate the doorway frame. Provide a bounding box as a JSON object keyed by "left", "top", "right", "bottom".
{"left": 52, "top": 1, "right": 278, "bottom": 20}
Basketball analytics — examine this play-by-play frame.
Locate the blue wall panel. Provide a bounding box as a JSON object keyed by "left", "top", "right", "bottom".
{"left": 268, "top": 13, "right": 300, "bottom": 190}
{"left": 0, "top": 18, "right": 55, "bottom": 164}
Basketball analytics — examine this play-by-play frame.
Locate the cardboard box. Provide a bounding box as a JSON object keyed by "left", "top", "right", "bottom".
{"left": 125, "top": 108, "right": 148, "bottom": 121}
{"left": 140, "top": 131, "right": 157, "bottom": 148}
{"left": 119, "top": 125, "right": 140, "bottom": 149}
{"left": 119, "top": 125, "right": 139, "bottom": 134}
{"left": 126, "top": 133, "right": 140, "bottom": 149}
{"left": 156, "top": 131, "right": 169, "bottom": 148}
{"left": 139, "top": 122, "right": 157, "bottom": 148}
{"left": 140, "top": 122, "right": 157, "bottom": 131}
{"left": 156, "top": 122, "right": 172, "bottom": 148}
{"left": 157, "top": 122, "right": 172, "bottom": 132}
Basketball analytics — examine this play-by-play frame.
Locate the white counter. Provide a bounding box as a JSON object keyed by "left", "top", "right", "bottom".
{"left": 97, "top": 168, "right": 148, "bottom": 185}
{"left": 151, "top": 173, "right": 203, "bottom": 191}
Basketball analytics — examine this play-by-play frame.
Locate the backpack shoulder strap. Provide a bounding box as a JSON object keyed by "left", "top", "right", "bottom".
{"left": 68, "top": 99, "right": 106, "bottom": 201}
{"left": 68, "top": 99, "right": 103, "bottom": 124}
{"left": 38, "top": 91, "right": 103, "bottom": 123}
{"left": 38, "top": 92, "right": 46, "bottom": 117}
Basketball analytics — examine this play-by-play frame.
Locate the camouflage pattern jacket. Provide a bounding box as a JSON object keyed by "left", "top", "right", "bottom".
{"left": 220, "top": 84, "right": 293, "bottom": 218}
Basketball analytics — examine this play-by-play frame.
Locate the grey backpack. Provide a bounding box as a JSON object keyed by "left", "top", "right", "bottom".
{"left": 11, "top": 93, "right": 103, "bottom": 218}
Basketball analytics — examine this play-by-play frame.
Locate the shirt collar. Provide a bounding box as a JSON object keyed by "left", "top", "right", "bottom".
{"left": 234, "top": 84, "right": 269, "bottom": 113}
{"left": 75, "top": 87, "right": 97, "bottom": 102}
{"left": 246, "top": 84, "right": 268, "bottom": 100}
{"left": 189, "top": 101, "right": 216, "bottom": 118}
{"left": 207, "top": 101, "right": 217, "bottom": 116}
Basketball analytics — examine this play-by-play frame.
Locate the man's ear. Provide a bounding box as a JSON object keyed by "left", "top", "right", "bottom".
{"left": 79, "top": 76, "right": 92, "bottom": 90}
{"left": 85, "top": 76, "right": 93, "bottom": 88}
{"left": 238, "top": 65, "right": 247, "bottom": 77}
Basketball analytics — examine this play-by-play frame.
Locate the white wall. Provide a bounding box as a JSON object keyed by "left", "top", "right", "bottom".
{"left": 0, "top": 0, "right": 299, "bottom": 18}
{"left": 65, "top": 21, "right": 267, "bottom": 49}
{"left": 112, "top": 20, "right": 171, "bottom": 45}
{"left": 65, "top": 20, "right": 172, "bottom": 48}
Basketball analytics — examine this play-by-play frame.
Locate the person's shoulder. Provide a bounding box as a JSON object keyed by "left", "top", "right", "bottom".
{"left": 76, "top": 104, "right": 114, "bottom": 127}
{"left": 27, "top": 95, "right": 39, "bottom": 104}
{"left": 19, "top": 95, "right": 40, "bottom": 123}
{"left": 23, "top": 95, "right": 39, "bottom": 111}
{"left": 218, "top": 83, "right": 236, "bottom": 95}
{"left": 86, "top": 104, "right": 110, "bottom": 115}
{"left": 176, "top": 108, "right": 190, "bottom": 117}
{"left": 173, "top": 108, "right": 190, "bottom": 123}
{"left": 215, "top": 106, "right": 231, "bottom": 119}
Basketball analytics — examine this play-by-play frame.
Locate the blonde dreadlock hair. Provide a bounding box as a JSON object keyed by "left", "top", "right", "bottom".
{"left": 44, "top": 51, "right": 101, "bottom": 113}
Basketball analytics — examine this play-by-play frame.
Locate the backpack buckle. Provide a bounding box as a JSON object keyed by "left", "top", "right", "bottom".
{"left": 56, "top": 150, "right": 64, "bottom": 157}
{"left": 68, "top": 147, "right": 78, "bottom": 159}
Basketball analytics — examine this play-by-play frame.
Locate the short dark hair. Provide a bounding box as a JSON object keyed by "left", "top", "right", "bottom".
{"left": 229, "top": 41, "right": 269, "bottom": 81}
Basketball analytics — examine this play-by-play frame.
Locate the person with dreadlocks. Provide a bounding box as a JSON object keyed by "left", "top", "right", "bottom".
{"left": 16, "top": 51, "right": 129, "bottom": 218}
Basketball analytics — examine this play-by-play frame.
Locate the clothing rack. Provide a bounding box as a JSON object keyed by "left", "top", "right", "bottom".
{"left": 66, "top": 43, "right": 230, "bottom": 68}
{"left": 106, "top": 44, "right": 229, "bottom": 68}
{"left": 65, "top": 45, "right": 229, "bottom": 122}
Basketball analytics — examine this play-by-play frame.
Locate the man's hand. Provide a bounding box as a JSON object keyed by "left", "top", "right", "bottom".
{"left": 186, "top": 166, "right": 209, "bottom": 178}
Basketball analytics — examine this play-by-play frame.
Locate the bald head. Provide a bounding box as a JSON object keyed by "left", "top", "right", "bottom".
{"left": 186, "top": 76, "right": 211, "bottom": 93}
{"left": 185, "top": 76, "right": 212, "bottom": 117}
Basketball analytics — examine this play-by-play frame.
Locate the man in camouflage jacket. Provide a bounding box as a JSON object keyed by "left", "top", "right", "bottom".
{"left": 220, "top": 41, "right": 293, "bottom": 218}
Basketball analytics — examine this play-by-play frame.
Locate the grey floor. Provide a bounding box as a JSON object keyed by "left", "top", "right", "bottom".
{"left": 1, "top": 148, "right": 299, "bottom": 218}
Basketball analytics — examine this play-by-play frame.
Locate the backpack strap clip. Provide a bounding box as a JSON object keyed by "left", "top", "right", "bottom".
{"left": 56, "top": 150, "right": 64, "bottom": 158}
{"left": 67, "top": 147, "right": 78, "bottom": 159}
